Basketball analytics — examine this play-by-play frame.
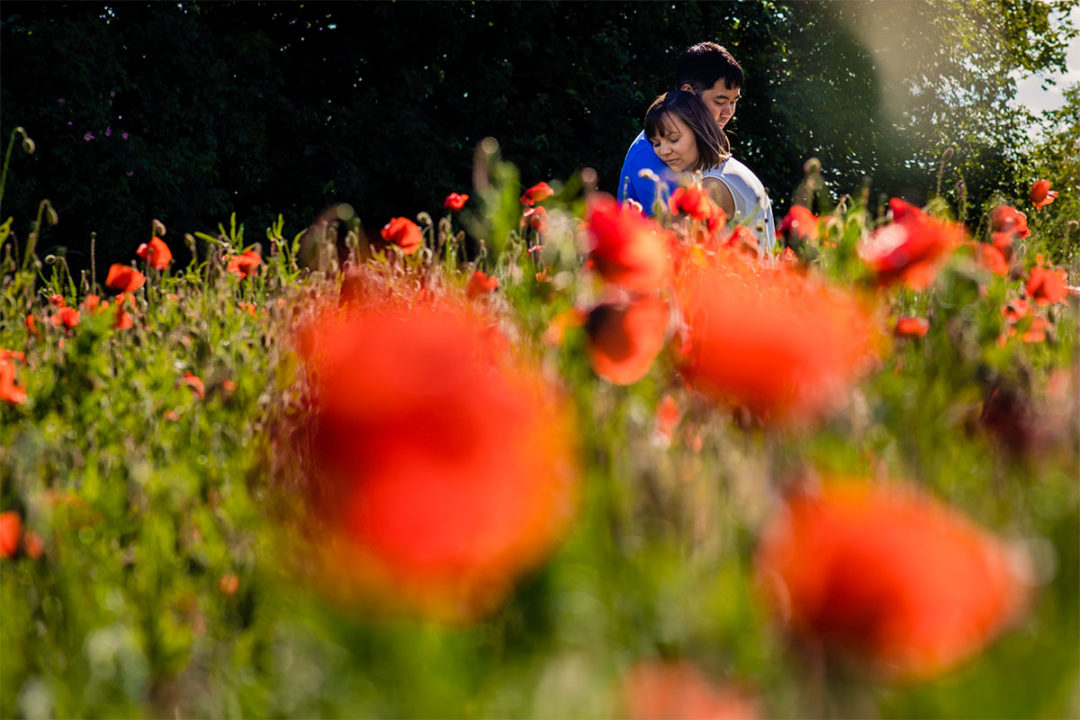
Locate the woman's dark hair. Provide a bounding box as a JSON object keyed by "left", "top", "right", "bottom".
{"left": 675, "top": 41, "right": 744, "bottom": 92}
{"left": 643, "top": 91, "right": 730, "bottom": 172}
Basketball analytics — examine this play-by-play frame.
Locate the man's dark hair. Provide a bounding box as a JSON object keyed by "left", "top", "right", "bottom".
{"left": 675, "top": 41, "right": 744, "bottom": 92}
{"left": 643, "top": 91, "right": 730, "bottom": 172}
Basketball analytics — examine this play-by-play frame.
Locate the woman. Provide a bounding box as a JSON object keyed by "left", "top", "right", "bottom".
{"left": 644, "top": 91, "right": 776, "bottom": 249}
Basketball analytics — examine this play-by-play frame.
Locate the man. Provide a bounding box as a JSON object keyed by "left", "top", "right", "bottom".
{"left": 618, "top": 42, "right": 776, "bottom": 248}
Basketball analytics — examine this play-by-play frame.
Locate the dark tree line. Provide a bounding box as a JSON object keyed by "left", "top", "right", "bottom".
{"left": 1, "top": 1, "right": 1074, "bottom": 270}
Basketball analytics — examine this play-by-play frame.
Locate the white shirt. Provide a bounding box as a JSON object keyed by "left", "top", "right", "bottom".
{"left": 704, "top": 157, "right": 777, "bottom": 251}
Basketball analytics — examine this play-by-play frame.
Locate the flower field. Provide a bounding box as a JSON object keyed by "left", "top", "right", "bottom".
{"left": 1, "top": 134, "right": 1078, "bottom": 719}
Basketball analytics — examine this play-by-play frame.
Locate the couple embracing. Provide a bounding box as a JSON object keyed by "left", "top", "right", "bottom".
{"left": 618, "top": 42, "right": 776, "bottom": 250}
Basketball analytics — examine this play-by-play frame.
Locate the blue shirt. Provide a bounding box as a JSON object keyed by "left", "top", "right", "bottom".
{"left": 617, "top": 131, "right": 677, "bottom": 215}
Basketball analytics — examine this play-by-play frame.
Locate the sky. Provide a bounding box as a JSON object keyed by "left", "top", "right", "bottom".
{"left": 1013, "top": 5, "right": 1080, "bottom": 115}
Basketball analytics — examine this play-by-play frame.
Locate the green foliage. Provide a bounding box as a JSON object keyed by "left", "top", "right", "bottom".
{"left": 2, "top": 130, "right": 1079, "bottom": 718}
{"left": 2, "top": 1, "right": 1076, "bottom": 273}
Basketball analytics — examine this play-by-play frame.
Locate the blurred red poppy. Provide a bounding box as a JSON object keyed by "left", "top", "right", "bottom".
{"left": 105, "top": 264, "right": 146, "bottom": 293}
{"left": 48, "top": 294, "right": 65, "bottom": 307}
{"left": 23, "top": 530, "right": 43, "bottom": 560}
{"left": 219, "top": 573, "right": 240, "bottom": 595}
{"left": 990, "top": 205, "right": 1030, "bottom": 239}
{"left": 114, "top": 307, "right": 134, "bottom": 330}
{"left": 520, "top": 181, "right": 554, "bottom": 206}
{"left": 670, "top": 185, "right": 716, "bottom": 221}
{"left": 778, "top": 205, "right": 820, "bottom": 244}
{"left": 523, "top": 205, "right": 548, "bottom": 233}
{"left": 975, "top": 243, "right": 1009, "bottom": 276}
{"left": 622, "top": 660, "right": 760, "bottom": 720}
{"left": 1002, "top": 297, "right": 1032, "bottom": 323}
{"left": 0, "top": 511, "right": 20, "bottom": 558}
{"left": 586, "top": 194, "right": 673, "bottom": 293}
{"left": 1029, "top": 180, "right": 1058, "bottom": 210}
{"left": 466, "top": 270, "right": 499, "bottom": 299}
{"left": 180, "top": 372, "right": 205, "bottom": 399}
{"left": 859, "top": 199, "right": 962, "bottom": 289}
{"left": 676, "top": 256, "right": 878, "bottom": 426}
{"left": 226, "top": 249, "right": 262, "bottom": 278}
{"left": 136, "top": 236, "right": 173, "bottom": 270}
{"left": 1026, "top": 260, "right": 1068, "bottom": 305}
{"left": 756, "top": 481, "right": 1029, "bottom": 680}
{"left": 51, "top": 307, "right": 80, "bottom": 330}
{"left": 586, "top": 295, "right": 669, "bottom": 385}
{"left": 1019, "top": 315, "right": 1048, "bottom": 343}
{"left": 296, "top": 295, "right": 578, "bottom": 620}
{"left": 443, "top": 192, "right": 469, "bottom": 211}
{"left": 379, "top": 217, "right": 423, "bottom": 255}
{"left": 894, "top": 316, "right": 929, "bottom": 338}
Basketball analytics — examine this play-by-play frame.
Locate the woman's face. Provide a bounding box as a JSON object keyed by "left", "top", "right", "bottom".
{"left": 649, "top": 112, "right": 699, "bottom": 173}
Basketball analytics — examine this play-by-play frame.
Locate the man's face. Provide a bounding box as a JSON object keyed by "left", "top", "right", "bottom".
{"left": 683, "top": 80, "right": 741, "bottom": 129}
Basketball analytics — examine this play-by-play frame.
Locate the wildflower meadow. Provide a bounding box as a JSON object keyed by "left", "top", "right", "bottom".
{"left": 0, "top": 117, "right": 1078, "bottom": 720}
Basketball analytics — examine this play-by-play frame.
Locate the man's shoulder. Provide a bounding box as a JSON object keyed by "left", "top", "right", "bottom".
{"left": 623, "top": 131, "right": 650, "bottom": 158}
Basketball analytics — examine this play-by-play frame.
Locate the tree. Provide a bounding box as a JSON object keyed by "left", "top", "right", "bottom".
{"left": 2, "top": 1, "right": 1075, "bottom": 273}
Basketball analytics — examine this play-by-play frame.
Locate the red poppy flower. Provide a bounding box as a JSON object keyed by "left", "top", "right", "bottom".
{"left": 0, "top": 349, "right": 25, "bottom": 363}
{"left": 1002, "top": 297, "right": 1032, "bottom": 322}
{"left": 778, "top": 205, "right": 820, "bottom": 244}
{"left": 50, "top": 307, "right": 80, "bottom": 330}
{"left": 859, "top": 199, "right": 963, "bottom": 289}
{"left": 756, "top": 481, "right": 1029, "bottom": 680}
{"left": 724, "top": 225, "right": 760, "bottom": 256}
{"left": 990, "top": 232, "right": 1016, "bottom": 262}
{"left": 975, "top": 243, "right": 1009, "bottom": 276}
{"left": 1026, "top": 260, "right": 1068, "bottom": 305}
{"left": 48, "top": 294, "right": 66, "bottom": 308}
{"left": 670, "top": 185, "right": 716, "bottom": 221}
{"left": 523, "top": 205, "right": 548, "bottom": 233}
{"left": 990, "top": 205, "right": 1030, "bottom": 239}
{"left": 379, "top": 217, "right": 423, "bottom": 255}
{"left": 894, "top": 316, "right": 929, "bottom": 338}
{"left": 586, "top": 194, "right": 673, "bottom": 293}
{"left": 219, "top": 573, "right": 240, "bottom": 595}
{"left": 104, "top": 264, "right": 146, "bottom": 293}
{"left": 25, "top": 314, "right": 37, "bottom": 336}
{"left": 622, "top": 661, "right": 760, "bottom": 720}
{"left": 114, "top": 307, "right": 134, "bottom": 330}
{"left": 295, "top": 296, "right": 578, "bottom": 620}
{"left": 520, "top": 181, "right": 554, "bottom": 206}
{"left": 0, "top": 511, "right": 20, "bottom": 558}
{"left": 676, "top": 256, "right": 878, "bottom": 426}
{"left": 23, "top": 530, "right": 43, "bottom": 560}
{"left": 586, "top": 295, "right": 669, "bottom": 385}
{"left": 1019, "top": 315, "right": 1048, "bottom": 343}
{"left": 226, "top": 249, "right": 262, "bottom": 278}
{"left": 1030, "top": 180, "right": 1058, "bottom": 210}
{"left": 136, "top": 236, "right": 173, "bottom": 270}
{"left": 180, "top": 372, "right": 205, "bottom": 399}
{"left": 82, "top": 294, "right": 102, "bottom": 312}
{"left": 466, "top": 270, "right": 499, "bottom": 299}
{"left": 443, "top": 192, "right": 469, "bottom": 211}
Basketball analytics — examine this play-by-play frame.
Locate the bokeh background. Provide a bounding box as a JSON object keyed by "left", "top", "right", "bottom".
{"left": 2, "top": 0, "right": 1078, "bottom": 269}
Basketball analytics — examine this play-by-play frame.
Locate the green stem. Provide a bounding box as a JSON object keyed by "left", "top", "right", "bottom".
{"left": 0, "top": 128, "right": 20, "bottom": 212}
